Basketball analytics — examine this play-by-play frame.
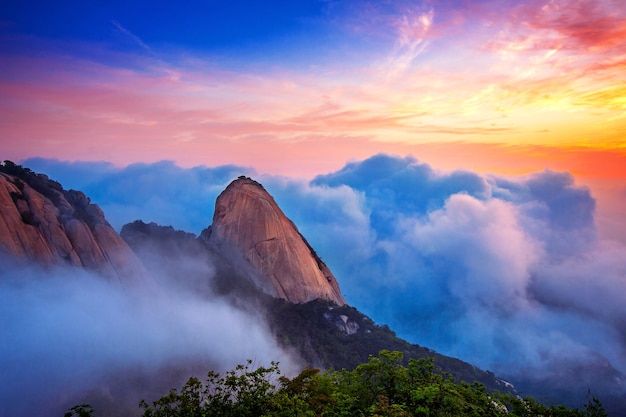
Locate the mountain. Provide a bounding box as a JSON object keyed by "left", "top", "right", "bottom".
{"left": 204, "top": 176, "right": 345, "bottom": 305}
{"left": 121, "top": 219, "right": 515, "bottom": 395}
{"left": 119, "top": 177, "right": 513, "bottom": 394}
{"left": 7, "top": 161, "right": 614, "bottom": 415}
{"left": 0, "top": 161, "right": 145, "bottom": 284}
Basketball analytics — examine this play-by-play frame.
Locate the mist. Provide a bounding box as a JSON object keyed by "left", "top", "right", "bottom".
{"left": 21, "top": 155, "right": 626, "bottom": 401}
{"left": 299, "top": 155, "right": 625, "bottom": 402}
{"left": 0, "top": 256, "right": 295, "bottom": 417}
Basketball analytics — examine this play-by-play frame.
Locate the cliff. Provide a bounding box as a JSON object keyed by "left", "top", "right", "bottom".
{"left": 206, "top": 177, "right": 346, "bottom": 305}
{"left": 0, "top": 162, "right": 145, "bottom": 284}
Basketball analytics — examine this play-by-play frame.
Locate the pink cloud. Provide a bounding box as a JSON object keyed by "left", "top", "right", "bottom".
{"left": 483, "top": 0, "right": 626, "bottom": 76}
{"left": 1, "top": 51, "right": 437, "bottom": 158}
{"left": 525, "top": 0, "right": 626, "bottom": 52}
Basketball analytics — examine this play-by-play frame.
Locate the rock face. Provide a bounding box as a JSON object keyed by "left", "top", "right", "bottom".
{"left": 0, "top": 166, "right": 145, "bottom": 284}
{"left": 207, "top": 177, "right": 346, "bottom": 305}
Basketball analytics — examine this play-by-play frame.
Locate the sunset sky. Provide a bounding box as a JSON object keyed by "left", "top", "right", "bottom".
{"left": 3, "top": 0, "right": 625, "bottom": 244}
{"left": 2, "top": 2, "right": 626, "bottom": 410}
{"left": 2, "top": 0, "right": 624, "bottom": 168}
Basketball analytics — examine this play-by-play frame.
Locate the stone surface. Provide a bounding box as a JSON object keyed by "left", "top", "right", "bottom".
{"left": 0, "top": 172, "right": 145, "bottom": 284}
{"left": 208, "top": 177, "right": 346, "bottom": 305}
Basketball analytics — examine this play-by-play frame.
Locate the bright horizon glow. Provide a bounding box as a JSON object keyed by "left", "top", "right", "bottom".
{"left": 1, "top": 0, "right": 625, "bottom": 234}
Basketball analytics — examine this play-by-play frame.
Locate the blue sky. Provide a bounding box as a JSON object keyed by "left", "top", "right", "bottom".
{"left": 2, "top": 0, "right": 339, "bottom": 68}
{"left": 2, "top": 1, "right": 326, "bottom": 44}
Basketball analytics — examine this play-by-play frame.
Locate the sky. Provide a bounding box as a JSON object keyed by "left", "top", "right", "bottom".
{"left": 1, "top": 0, "right": 626, "bottom": 412}
{"left": 1, "top": 0, "right": 625, "bottom": 239}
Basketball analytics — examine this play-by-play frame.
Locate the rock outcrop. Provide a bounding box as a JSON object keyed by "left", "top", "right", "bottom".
{"left": 0, "top": 163, "right": 145, "bottom": 284}
{"left": 207, "top": 177, "right": 346, "bottom": 305}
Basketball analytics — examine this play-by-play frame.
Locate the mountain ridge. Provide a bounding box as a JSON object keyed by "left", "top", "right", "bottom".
{"left": 0, "top": 161, "right": 145, "bottom": 284}
{"left": 5, "top": 161, "right": 620, "bottom": 415}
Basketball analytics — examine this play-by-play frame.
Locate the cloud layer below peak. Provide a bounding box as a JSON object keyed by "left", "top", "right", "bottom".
{"left": 20, "top": 154, "right": 626, "bottom": 401}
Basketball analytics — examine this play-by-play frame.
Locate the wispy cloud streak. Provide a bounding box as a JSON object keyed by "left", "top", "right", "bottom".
{"left": 111, "top": 20, "right": 155, "bottom": 54}
{"left": 384, "top": 8, "right": 434, "bottom": 78}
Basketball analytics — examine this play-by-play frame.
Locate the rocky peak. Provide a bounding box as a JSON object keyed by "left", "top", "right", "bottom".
{"left": 207, "top": 176, "right": 346, "bottom": 305}
{"left": 0, "top": 162, "right": 145, "bottom": 284}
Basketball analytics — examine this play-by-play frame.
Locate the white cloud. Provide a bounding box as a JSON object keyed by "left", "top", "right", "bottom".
{"left": 0, "top": 262, "right": 294, "bottom": 417}
{"left": 16, "top": 154, "right": 626, "bottom": 400}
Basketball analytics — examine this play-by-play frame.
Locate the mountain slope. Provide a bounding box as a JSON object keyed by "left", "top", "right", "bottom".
{"left": 122, "top": 219, "right": 516, "bottom": 396}
{"left": 0, "top": 161, "right": 145, "bottom": 284}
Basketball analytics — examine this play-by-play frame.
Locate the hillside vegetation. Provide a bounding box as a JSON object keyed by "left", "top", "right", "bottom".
{"left": 132, "top": 350, "right": 606, "bottom": 417}
{"left": 266, "top": 298, "right": 510, "bottom": 393}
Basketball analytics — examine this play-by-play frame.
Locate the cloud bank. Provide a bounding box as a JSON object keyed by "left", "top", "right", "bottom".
{"left": 306, "top": 156, "right": 623, "bottom": 377}
{"left": 0, "top": 255, "right": 293, "bottom": 417}
{"left": 21, "top": 155, "right": 626, "bottom": 400}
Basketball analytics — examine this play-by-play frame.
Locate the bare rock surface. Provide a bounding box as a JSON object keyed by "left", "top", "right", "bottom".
{"left": 208, "top": 177, "right": 346, "bottom": 305}
{"left": 0, "top": 169, "right": 145, "bottom": 284}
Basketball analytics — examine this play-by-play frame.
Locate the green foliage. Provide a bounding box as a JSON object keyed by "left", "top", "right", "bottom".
{"left": 265, "top": 299, "right": 512, "bottom": 394}
{"left": 584, "top": 390, "right": 608, "bottom": 417}
{"left": 139, "top": 360, "right": 281, "bottom": 417}
{"left": 139, "top": 351, "right": 600, "bottom": 417}
{"left": 64, "top": 404, "right": 95, "bottom": 417}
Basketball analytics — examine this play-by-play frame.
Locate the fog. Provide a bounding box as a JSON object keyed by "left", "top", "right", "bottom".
{"left": 22, "top": 155, "right": 626, "bottom": 404}
{"left": 0, "top": 257, "right": 295, "bottom": 417}
{"left": 302, "top": 156, "right": 625, "bottom": 385}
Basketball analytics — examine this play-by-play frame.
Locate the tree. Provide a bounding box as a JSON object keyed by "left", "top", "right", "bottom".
{"left": 584, "top": 390, "right": 608, "bottom": 417}
{"left": 140, "top": 360, "right": 280, "bottom": 417}
{"left": 64, "top": 404, "right": 95, "bottom": 417}
{"left": 352, "top": 350, "right": 409, "bottom": 407}
{"left": 137, "top": 352, "right": 604, "bottom": 417}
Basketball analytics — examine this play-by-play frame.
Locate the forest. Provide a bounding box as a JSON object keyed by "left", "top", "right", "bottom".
{"left": 66, "top": 350, "right": 607, "bottom": 417}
